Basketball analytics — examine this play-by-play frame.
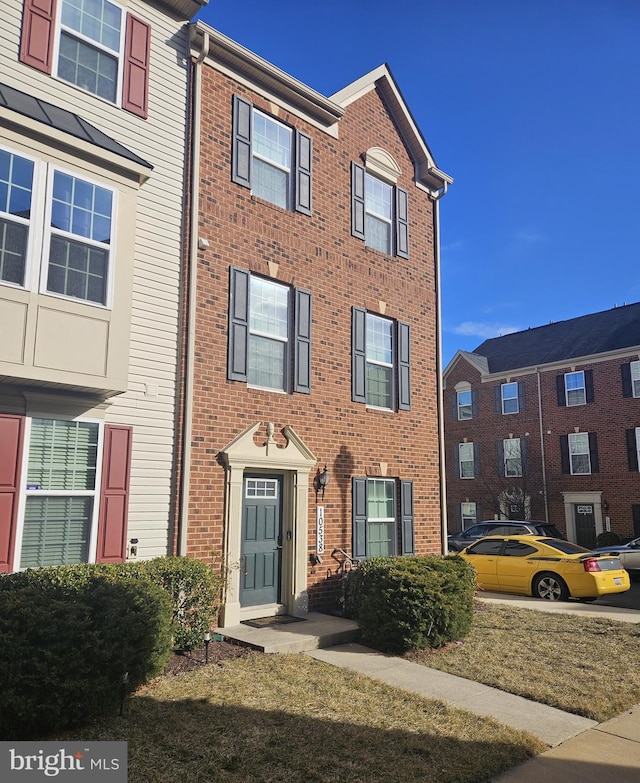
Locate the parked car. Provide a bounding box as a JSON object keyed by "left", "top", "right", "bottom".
{"left": 592, "top": 537, "right": 640, "bottom": 579}
{"left": 447, "top": 520, "right": 564, "bottom": 552}
{"left": 460, "top": 535, "right": 630, "bottom": 601}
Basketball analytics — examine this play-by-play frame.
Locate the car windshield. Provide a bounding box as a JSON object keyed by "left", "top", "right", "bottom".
{"left": 538, "top": 538, "right": 590, "bottom": 555}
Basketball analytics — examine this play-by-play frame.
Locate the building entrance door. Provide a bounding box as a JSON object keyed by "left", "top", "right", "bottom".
{"left": 574, "top": 503, "right": 596, "bottom": 549}
{"left": 240, "top": 475, "right": 282, "bottom": 607}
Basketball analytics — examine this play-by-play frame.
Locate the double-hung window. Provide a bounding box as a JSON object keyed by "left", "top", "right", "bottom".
{"left": 498, "top": 382, "right": 524, "bottom": 414}
{"left": 567, "top": 432, "right": 591, "bottom": 475}
{"left": 352, "top": 477, "right": 414, "bottom": 559}
{"left": 20, "top": 418, "right": 101, "bottom": 568}
{"left": 460, "top": 502, "right": 478, "bottom": 529}
{"left": 561, "top": 432, "right": 599, "bottom": 475}
{"left": 228, "top": 267, "right": 312, "bottom": 394}
{"left": 0, "top": 413, "right": 133, "bottom": 573}
{"left": 458, "top": 442, "right": 475, "bottom": 478}
{"left": 58, "top": 0, "right": 123, "bottom": 103}
{"left": 457, "top": 390, "right": 473, "bottom": 420}
{"left": 351, "top": 162, "right": 409, "bottom": 258}
{"left": 622, "top": 360, "right": 640, "bottom": 398}
{"left": 497, "top": 437, "right": 525, "bottom": 478}
{"left": 627, "top": 428, "right": 640, "bottom": 472}
{"left": 0, "top": 145, "right": 115, "bottom": 307}
{"left": 558, "top": 370, "right": 593, "bottom": 406}
{"left": 352, "top": 308, "right": 411, "bottom": 411}
{"left": 231, "top": 95, "right": 313, "bottom": 214}
{"left": 20, "top": 0, "right": 151, "bottom": 117}
{"left": 0, "top": 148, "right": 34, "bottom": 287}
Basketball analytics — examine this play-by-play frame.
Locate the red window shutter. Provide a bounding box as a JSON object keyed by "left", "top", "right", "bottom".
{"left": 122, "top": 14, "right": 151, "bottom": 119}
{"left": 96, "top": 424, "right": 133, "bottom": 563}
{"left": 19, "top": 0, "right": 57, "bottom": 74}
{"left": 0, "top": 415, "right": 25, "bottom": 573}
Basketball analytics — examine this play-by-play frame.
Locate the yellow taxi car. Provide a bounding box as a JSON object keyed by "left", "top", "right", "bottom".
{"left": 459, "top": 535, "right": 630, "bottom": 601}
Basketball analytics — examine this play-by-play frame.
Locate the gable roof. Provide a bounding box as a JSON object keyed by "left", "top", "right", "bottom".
{"left": 0, "top": 82, "right": 151, "bottom": 170}
{"left": 330, "top": 64, "right": 452, "bottom": 193}
{"left": 471, "top": 302, "right": 640, "bottom": 374}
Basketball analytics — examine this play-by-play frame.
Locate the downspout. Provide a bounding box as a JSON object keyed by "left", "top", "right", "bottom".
{"left": 536, "top": 368, "right": 550, "bottom": 523}
{"left": 432, "top": 183, "right": 449, "bottom": 554}
{"left": 178, "top": 27, "right": 209, "bottom": 555}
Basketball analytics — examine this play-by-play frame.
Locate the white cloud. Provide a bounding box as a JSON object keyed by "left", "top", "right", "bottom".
{"left": 451, "top": 321, "right": 520, "bottom": 339}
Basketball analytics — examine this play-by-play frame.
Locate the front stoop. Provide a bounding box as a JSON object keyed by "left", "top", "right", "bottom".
{"left": 220, "top": 612, "right": 360, "bottom": 654}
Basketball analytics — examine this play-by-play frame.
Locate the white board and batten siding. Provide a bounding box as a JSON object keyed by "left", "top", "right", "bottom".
{"left": 0, "top": 1, "right": 191, "bottom": 558}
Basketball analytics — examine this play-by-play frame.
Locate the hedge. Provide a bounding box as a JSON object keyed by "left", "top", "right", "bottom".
{"left": 344, "top": 555, "right": 476, "bottom": 653}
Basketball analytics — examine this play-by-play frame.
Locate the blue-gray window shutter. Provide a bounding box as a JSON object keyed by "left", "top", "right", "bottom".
{"left": 400, "top": 480, "right": 414, "bottom": 555}
{"left": 556, "top": 374, "right": 566, "bottom": 406}
{"left": 454, "top": 503, "right": 462, "bottom": 532}
{"left": 395, "top": 186, "right": 409, "bottom": 259}
{"left": 560, "top": 435, "right": 570, "bottom": 474}
{"left": 473, "top": 443, "right": 480, "bottom": 477}
{"left": 451, "top": 393, "right": 458, "bottom": 420}
{"left": 232, "top": 95, "right": 252, "bottom": 188}
{"left": 227, "top": 266, "right": 249, "bottom": 381}
{"left": 471, "top": 389, "right": 478, "bottom": 418}
{"left": 626, "top": 429, "right": 638, "bottom": 471}
{"left": 294, "top": 288, "right": 312, "bottom": 393}
{"left": 453, "top": 445, "right": 460, "bottom": 478}
{"left": 496, "top": 440, "right": 505, "bottom": 477}
{"left": 352, "top": 478, "right": 367, "bottom": 559}
{"left": 520, "top": 438, "right": 528, "bottom": 475}
{"left": 295, "top": 131, "right": 312, "bottom": 215}
{"left": 352, "top": 307, "right": 366, "bottom": 403}
{"left": 633, "top": 505, "right": 640, "bottom": 537}
{"left": 397, "top": 320, "right": 411, "bottom": 410}
{"left": 476, "top": 504, "right": 483, "bottom": 523}
{"left": 494, "top": 386, "right": 502, "bottom": 413}
{"left": 517, "top": 381, "right": 525, "bottom": 412}
{"left": 585, "top": 370, "right": 594, "bottom": 403}
{"left": 351, "top": 162, "right": 365, "bottom": 240}
{"left": 588, "top": 432, "right": 599, "bottom": 473}
{"left": 622, "top": 363, "right": 633, "bottom": 397}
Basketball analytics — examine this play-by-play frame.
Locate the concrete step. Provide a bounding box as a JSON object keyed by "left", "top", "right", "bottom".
{"left": 220, "top": 612, "right": 360, "bottom": 654}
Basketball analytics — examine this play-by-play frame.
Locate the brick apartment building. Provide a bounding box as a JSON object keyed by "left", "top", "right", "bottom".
{"left": 443, "top": 303, "right": 640, "bottom": 549}
{"left": 176, "top": 23, "right": 452, "bottom": 625}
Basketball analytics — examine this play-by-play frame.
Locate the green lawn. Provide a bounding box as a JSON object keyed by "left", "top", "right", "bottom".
{"left": 407, "top": 602, "right": 640, "bottom": 722}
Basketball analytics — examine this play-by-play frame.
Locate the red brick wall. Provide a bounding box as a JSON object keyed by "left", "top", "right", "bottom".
{"left": 444, "top": 353, "right": 640, "bottom": 539}
{"left": 183, "top": 64, "right": 444, "bottom": 609}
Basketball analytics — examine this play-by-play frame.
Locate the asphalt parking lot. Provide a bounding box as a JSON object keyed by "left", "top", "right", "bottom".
{"left": 594, "top": 577, "right": 640, "bottom": 609}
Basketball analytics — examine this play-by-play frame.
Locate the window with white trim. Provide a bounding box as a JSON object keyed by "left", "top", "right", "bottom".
{"left": 457, "top": 390, "right": 472, "bottom": 420}
{"left": 19, "top": 417, "right": 102, "bottom": 568}
{"left": 0, "top": 145, "right": 115, "bottom": 307}
{"left": 459, "top": 442, "right": 475, "bottom": 479}
{"left": 501, "top": 382, "right": 519, "bottom": 414}
{"left": 248, "top": 276, "right": 290, "bottom": 391}
{"left": 461, "top": 502, "right": 477, "bottom": 528}
{"left": 631, "top": 361, "right": 640, "bottom": 398}
{"left": 252, "top": 110, "right": 293, "bottom": 209}
{"left": 568, "top": 432, "right": 591, "bottom": 475}
{"left": 365, "top": 478, "right": 395, "bottom": 557}
{"left": 57, "top": 0, "right": 124, "bottom": 103}
{"left": 365, "top": 313, "right": 394, "bottom": 409}
{"left": 364, "top": 173, "right": 393, "bottom": 254}
{"left": 503, "top": 438, "right": 522, "bottom": 477}
{"left": 636, "top": 428, "right": 640, "bottom": 471}
{"left": 565, "top": 371, "right": 586, "bottom": 406}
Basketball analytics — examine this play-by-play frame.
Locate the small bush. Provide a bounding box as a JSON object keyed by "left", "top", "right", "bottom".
{"left": 344, "top": 555, "right": 476, "bottom": 654}
{"left": 0, "top": 574, "right": 172, "bottom": 739}
{"left": 595, "top": 531, "right": 622, "bottom": 547}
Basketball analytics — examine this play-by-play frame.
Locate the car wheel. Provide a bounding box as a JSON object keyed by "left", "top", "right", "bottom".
{"left": 533, "top": 572, "right": 569, "bottom": 601}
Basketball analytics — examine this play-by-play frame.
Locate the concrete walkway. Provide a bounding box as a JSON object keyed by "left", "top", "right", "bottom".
{"left": 222, "top": 599, "right": 640, "bottom": 781}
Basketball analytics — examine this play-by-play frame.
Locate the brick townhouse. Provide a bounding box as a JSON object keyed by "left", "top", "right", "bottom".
{"left": 443, "top": 302, "right": 640, "bottom": 548}
{"left": 176, "top": 22, "right": 453, "bottom": 625}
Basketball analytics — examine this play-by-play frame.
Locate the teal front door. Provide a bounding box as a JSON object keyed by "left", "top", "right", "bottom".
{"left": 241, "top": 475, "right": 282, "bottom": 607}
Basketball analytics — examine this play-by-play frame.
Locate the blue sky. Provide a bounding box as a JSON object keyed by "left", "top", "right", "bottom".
{"left": 196, "top": 1, "right": 640, "bottom": 366}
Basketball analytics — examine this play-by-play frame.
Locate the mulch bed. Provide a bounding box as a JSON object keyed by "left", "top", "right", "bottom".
{"left": 163, "top": 641, "right": 253, "bottom": 676}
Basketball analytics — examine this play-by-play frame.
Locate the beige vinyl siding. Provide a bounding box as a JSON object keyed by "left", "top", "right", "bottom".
{"left": 0, "top": 1, "right": 189, "bottom": 557}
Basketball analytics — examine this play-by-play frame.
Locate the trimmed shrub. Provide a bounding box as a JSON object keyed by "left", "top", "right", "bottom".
{"left": 0, "top": 574, "right": 172, "bottom": 739}
{"left": 0, "top": 557, "right": 225, "bottom": 651}
{"left": 344, "top": 555, "right": 476, "bottom": 653}
{"left": 595, "top": 531, "right": 622, "bottom": 547}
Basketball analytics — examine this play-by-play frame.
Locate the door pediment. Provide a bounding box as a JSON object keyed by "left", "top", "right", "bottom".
{"left": 220, "top": 422, "right": 316, "bottom": 473}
